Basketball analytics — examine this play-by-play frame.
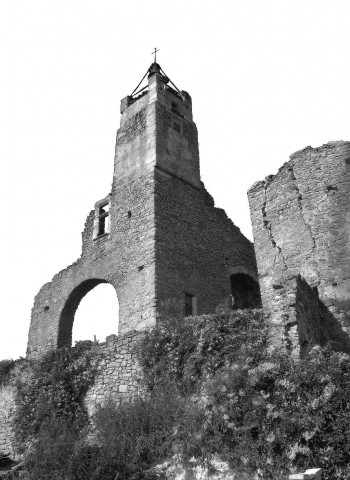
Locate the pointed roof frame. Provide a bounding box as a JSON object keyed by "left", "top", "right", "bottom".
{"left": 130, "top": 63, "right": 181, "bottom": 98}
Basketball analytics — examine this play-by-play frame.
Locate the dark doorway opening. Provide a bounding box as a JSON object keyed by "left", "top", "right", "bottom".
{"left": 230, "top": 273, "right": 262, "bottom": 310}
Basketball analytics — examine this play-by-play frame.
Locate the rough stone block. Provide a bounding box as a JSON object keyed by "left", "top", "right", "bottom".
{"left": 304, "top": 468, "right": 322, "bottom": 479}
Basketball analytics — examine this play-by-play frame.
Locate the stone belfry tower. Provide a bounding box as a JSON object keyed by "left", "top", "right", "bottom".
{"left": 27, "top": 60, "right": 259, "bottom": 358}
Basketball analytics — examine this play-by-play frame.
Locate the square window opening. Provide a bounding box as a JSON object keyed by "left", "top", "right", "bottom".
{"left": 173, "top": 122, "right": 181, "bottom": 134}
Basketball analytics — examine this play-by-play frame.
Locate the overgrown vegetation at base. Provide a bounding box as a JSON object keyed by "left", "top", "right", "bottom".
{"left": 139, "top": 311, "right": 350, "bottom": 479}
{"left": 11, "top": 311, "right": 350, "bottom": 480}
{"left": 14, "top": 341, "right": 98, "bottom": 450}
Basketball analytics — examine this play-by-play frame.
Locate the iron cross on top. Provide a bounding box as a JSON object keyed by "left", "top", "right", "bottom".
{"left": 152, "top": 47, "right": 159, "bottom": 63}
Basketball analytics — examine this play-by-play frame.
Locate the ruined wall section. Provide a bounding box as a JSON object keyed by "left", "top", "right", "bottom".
{"left": 267, "top": 276, "right": 350, "bottom": 356}
{"left": 248, "top": 141, "right": 350, "bottom": 350}
{"left": 155, "top": 169, "right": 258, "bottom": 319}
{"left": 85, "top": 330, "right": 144, "bottom": 416}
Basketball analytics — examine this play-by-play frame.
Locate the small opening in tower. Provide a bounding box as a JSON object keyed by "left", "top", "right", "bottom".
{"left": 44, "top": 306, "right": 49, "bottom": 312}
{"left": 346, "top": 158, "right": 350, "bottom": 172}
{"left": 184, "top": 293, "right": 197, "bottom": 317}
{"left": 173, "top": 122, "right": 181, "bottom": 134}
{"left": 128, "top": 210, "right": 132, "bottom": 218}
{"left": 98, "top": 216, "right": 107, "bottom": 236}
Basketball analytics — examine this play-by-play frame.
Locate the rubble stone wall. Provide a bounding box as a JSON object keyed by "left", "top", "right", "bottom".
{"left": 248, "top": 141, "right": 350, "bottom": 352}
{"left": 86, "top": 330, "right": 144, "bottom": 416}
{"left": 268, "top": 276, "right": 350, "bottom": 356}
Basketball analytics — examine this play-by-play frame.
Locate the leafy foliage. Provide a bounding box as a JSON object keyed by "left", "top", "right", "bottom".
{"left": 22, "top": 416, "right": 78, "bottom": 480}
{"left": 139, "top": 309, "right": 266, "bottom": 393}
{"left": 70, "top": 386, "right": 184, "bottom": 480}
{"left": 139, "top": 312, "right": 350, "bottom": 479}
{"left": 12, "top": 310, "right": 350, "bottom": 479}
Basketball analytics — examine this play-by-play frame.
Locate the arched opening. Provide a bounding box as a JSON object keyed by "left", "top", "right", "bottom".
{"left": 58, "top": 280, "right": 119, "bottom": 348}
{"left": 230, "top": 273, "right": 262, "bottom": 310}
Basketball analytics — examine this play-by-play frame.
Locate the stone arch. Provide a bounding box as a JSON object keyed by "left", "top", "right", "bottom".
{"left": 230, "top": 272, "right": 262, "bottom": 310}
{"left": 58, "top": 278, "right": 117, "bottom": 348}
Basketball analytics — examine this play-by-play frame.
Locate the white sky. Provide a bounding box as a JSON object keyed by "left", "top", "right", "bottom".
{"left": 1, "top": 0, "right": 349, "bottom": 360}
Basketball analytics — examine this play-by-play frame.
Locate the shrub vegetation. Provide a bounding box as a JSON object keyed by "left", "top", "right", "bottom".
{"left": 0, "top": 359, "right": 16, "bottom": 386}
{"left": 10, "top": 310, "right": 350, "bottom": 479}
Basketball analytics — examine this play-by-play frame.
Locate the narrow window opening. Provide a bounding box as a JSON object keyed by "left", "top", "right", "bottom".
{"left": 128, "top": 210, "right": 132, "bottom": 218}
{"left": 346, "top": 158, "right": 350, "bottom": 172}
{"left": 94, "top": 199, "right": 110, "bottom": 239}
{"left": 98, "top": 216, "right": 107, "bottom": 236}
{"left": 44, "top": 306, "right": 49, "bottom": 312}
{"left": 184, "top": 293, "right": 194, "bottom": 317}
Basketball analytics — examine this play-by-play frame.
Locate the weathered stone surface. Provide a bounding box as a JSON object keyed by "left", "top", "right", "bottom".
{"left": 289, "top": 468, "right": 322, "bottom": 480}
{"left": 248, "top": 141, "right": 350, "bottom": 353}
{"left": 0, "top": 385, "right": 16, "bottom": 457}
{"left": 304, "top": 468, "right": 322, "bottom": 479}
{"left": 27, "top": 65, "right": 258, "bottom": 358}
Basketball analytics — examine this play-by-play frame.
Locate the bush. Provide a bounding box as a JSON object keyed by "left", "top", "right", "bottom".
{"left": 139, "top": 309, "right": 266, "bottom": 393}
{"left": 139, "top": 311, "right": 350, "bottom": 479}
{"left": 0, "top": 359, "right": 16, "bottom": 386}
{"left": 13, "top": 309, "right": 350, "bottom": 479}
{"left": 23, "top": 416, "right": 78, "bottom": 480}
{"left": 70, "top": 383, "right": 184, "bottom": 480}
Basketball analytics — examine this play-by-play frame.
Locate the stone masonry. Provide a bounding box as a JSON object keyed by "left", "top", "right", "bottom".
{"left": 0, "top": 384, "right": 16, "bottom": 456}
{"left": 27, "top": 62, "right": 258, "bottom": 358}
{"left": 248, "top": 141, "right": 350, "bottom": 354}
{"left": 85, "top": 330, "right": 144, "bottom": 416}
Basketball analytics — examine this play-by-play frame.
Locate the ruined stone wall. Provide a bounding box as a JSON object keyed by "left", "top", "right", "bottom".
{"left": 248, "top": 141, "right": 350, "bottom": 352}
{"left": 155, "top": 168, "right": 258, "bottom": 319}
{"left": 267, "top": 276, "right": 350, "bottom": 355}
{"left": 28, "top": 165, "right": 156, "bottom": 358}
